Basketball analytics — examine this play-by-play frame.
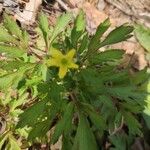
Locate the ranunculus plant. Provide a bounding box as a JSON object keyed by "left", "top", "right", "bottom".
{"left": 0, "top": 11, "right": 149, "bottom": 149}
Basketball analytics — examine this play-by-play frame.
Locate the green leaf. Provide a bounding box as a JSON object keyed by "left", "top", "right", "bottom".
{"left": 0, "top": 71, "right": 24, "bottom": 90}
{"left": 62, "top": 136, "right": 72, "bottom": 150}
{"left": 51, "top": 102, "right": 74, "bottom": 144}
{"left": 130, "top": 68, "right": 149, "bottom": 85}
{"left": 21, "top": 30, "right": 29, "bottom": 49}
{"left": 39, "top": 12, "right": 49, "bottom": 45}
{"left": 99, "top": 95, "right": 114, "bottom": 108}
{"left": 0, "top": 61, "right": 30, "bottom": 71}
{"left": 28, "top": 98, "right": 62, "bottom": 140}
{"left": 4, "top": 14, "right": 22, "bottom": 38}
{"left": 0, "top": 132, "right": 8, "bottom": 149}
{"left": 122, "top": 111, "right": 141, "bottom": 135}
{"left": 39, "top": 12, "right": 49, "bottom": 36}
{"left": 78, "top": 33, "right": 89, "bottom": 53}
{"left": 49, "top": 13, "right": 72, "bottom": 45}
{"left": 100, "top": 24, "right": 133, "bottom": 47}
{"left": 109, "top": 134, "right": 127, "bottom": 150}
{"left": 101, "top": 70, "right": 130, "bottom": 85}
{"left": 106, "top": 86, "right": 144, "bottom": 104}
{"left": 28, "top": 120, "right": 50, "bottom": 141}
{"left": 78, "top": 68, "right": 104, "bottom": 95}
{"left": 120, "top": 102, "right": 142, "bottom": 113}
{"left": 143, "top": 95, "right": 150, "bottom": 129}
{"left": 0, "top": 63, "right": 35, "bottom": 90}
{"left": 16, "top": 100, "right": 47, "bottom": 128}
{"left": 88, "top": 18, "right": 111, "bottom": 52}
{"left": 9, "top": 93, "right": 28, "bottom": 111}
{"left": 143, "top": 112, "right": 150, "bottom": 129}
{"left": 100, "top": 100, "right": 117, "bottom": 123}
{"left": 71, "top": 10, "right": 86, "bottom": 48}
{"left": 63, "top": 103, "right": 74, "bottom": 134}
{"left": 114, "top": 112, "right": 123, "bottom": 128}
{"left": 8, "top": 135, "right": 21, "bottom": 150}
{"left": 89, "top": 49, "right": 124, "bottom": 64}
{"left": 74, "top": 10, "right": 86, "bottom": 32}
{"left": 0, "top": 26, "right": 18, "bottom": 44}
{"left": 135, "top": 24, "right": 150, "bottom": 52}
{"left": 0, "top": 45, "right": 25, "bottom": 57}
{"left": 72, "top": 113, "right": 98, "bottom": 150}
{"left": 81, "top": 102, "right": 105, "bottom": 131}
{"left": 49, "top": 81, "right": 64, "bottom": 101}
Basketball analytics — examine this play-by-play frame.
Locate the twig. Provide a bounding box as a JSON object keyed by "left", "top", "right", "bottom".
{"left": 42, "top": 8, "right": 60, "bottom": 15}
{"left": 56, "top": 0, "right": 70, "bottom": 11}
{"left": 63, "top": 0, "right": 75, "bottom": 8}
{"left": 110, "top": 116, "right": 124, "bottom": 135}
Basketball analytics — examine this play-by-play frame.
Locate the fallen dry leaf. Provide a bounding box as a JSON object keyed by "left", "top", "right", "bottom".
{"left": 82, "top": 2, "right": 108, "bottom": 34}
{"left": 15, "top": 0, "right": 42, "bottom": 25}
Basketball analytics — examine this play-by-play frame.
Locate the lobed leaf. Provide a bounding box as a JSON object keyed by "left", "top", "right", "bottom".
{"left": 7, "top": 135, "right": 21, "bottom": 150}
{"left": 3, "top": 14, "right": 22, "bottom": 38}
{"left": 0, "top": 132, "right": 9, "bottom": 149}
{"left": 71, "top": 10, "right": 86, "bottom": 48}
{"left": 0, "top": 45, "right": 25, "bottom": 58}
{"left": 78, "top": 33, "right": 89, "bottom": 53}
{"left": 49, "top": 13, "right": 73, "bottom": 45}
{"left": 135, "top": 24, "right": 150, "bottom": 52}
{"left": 81, "top": 102, "right": 106, "bottom": 131}
{"left": 0, "top": 71, "right": 24, "bottom": 90}
{"left": 51, "top": 102, "right": 74, "bottom": 144}
{"left": 39, "top": 12, "right": 49, "bottom": 46}
{"left": 0, "top": 26, "right": 18, "bottom": 44}
{"left": 16, "top": 100, "right": 47, "bottom": 128}
{"left": 0, "top": 61, "right": 31, "bottom": 71}
{"left": 122, "top": 111, "right": 141, "bottom": 135}
{"left": 39, "top": 12, "right": 49, "bottom": 36}
{"left": 89, "top": 49, "right": 124, "bottom": 64}
{"left": 72, "top": 113, "right": 98, "bottom": 150}
{"left": 28, "top": 120, "right": 50, "bottom": 141}
{"left": 100, "top": 24, "right": 133, "bottom": 47}
{"left": 88, "top": 18, "right": 111, "bottom": 52}
{"left": 109, "top": 134, "right": 127, "bottom": 150}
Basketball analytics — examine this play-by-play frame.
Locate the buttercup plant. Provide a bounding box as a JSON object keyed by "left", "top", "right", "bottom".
{"left": 0, "top": 11, "right": 149, "bottom": 149}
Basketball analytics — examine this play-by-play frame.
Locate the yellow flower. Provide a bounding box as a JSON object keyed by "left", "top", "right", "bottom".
{"left": 47, "top": 48, "right": 78, "bottom": 79}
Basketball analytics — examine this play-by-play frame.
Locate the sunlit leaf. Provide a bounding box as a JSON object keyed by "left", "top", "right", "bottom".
{"left": 8, "top": 135, "right": 21, "bottom": 150}
{"left": 4, "top": 14, "right": 22, "bottom": 38}
{"left": 71, "top": 10, "right": 86, "bottom": 48}
{"left": 135, "top": 24, "right": 150, "bottom": 52}
{"left": 50, "top": 13, "right": 72, "bottom": 45}
{"left": 0, "top": 45, "right": 25, "bottom": 57}
{"left": 0, "top": 132, "right": 9, "bottom": 149}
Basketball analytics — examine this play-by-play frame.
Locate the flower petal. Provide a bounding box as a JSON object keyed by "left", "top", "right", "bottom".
{"left": 66, "top": 49, "right": 76, "bottom": 60}
{"left": 50, "top": 48, "right": 63, "bottom": 58}
{"left": 58, "top": 66, "right": 68, "bottom": 79}
{"left": 47, "top": 58, "right": 59, "bottom": 67}
{"left": 68, "top": 63, "right": 78, "bottom": 69}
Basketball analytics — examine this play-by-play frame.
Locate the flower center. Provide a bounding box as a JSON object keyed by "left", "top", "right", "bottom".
{"left": 61, "top": 58, "right": 68, "bottom": 65}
